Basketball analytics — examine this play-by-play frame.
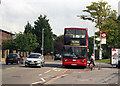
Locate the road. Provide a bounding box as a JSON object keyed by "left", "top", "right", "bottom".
{"left": 1, "top": 60, "right": 120, "bottom": 85}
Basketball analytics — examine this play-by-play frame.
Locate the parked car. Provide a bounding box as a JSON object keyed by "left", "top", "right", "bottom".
{"left": 25, "top": 53, "right": 45, "bottom": 68}
{"left": 6, "top": 53, "right": 24, "bottom": 65}
{"left": 54, "top": 54, "right": 62, "bottom": 60}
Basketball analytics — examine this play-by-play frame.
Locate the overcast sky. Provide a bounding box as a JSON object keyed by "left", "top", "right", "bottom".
{"left": 0, "top": 0, "right": 120, "bottom": 36}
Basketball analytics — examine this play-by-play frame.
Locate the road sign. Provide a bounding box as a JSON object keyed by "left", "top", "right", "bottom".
{"left": 100, "top": 31, "right": 103, "bottom": 34}
{"left": 101, "top": 38, "right": 106, "bottom": 44}
{"left": 101, "top": 33, "right": 106, "bottom": 38}
{"left": 101, "top": 33, "right": 106, "bottom": 44}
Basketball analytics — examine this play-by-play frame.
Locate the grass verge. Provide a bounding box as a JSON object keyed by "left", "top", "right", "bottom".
{"left": 96, "top": 59, "right": 110, "bottom": 64}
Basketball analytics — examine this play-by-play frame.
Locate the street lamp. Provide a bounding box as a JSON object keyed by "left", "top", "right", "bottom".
{"left": 41, "top": 28, "right": 44, "bottom": 56}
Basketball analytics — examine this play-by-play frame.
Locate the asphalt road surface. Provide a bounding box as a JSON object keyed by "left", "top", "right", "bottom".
{"left": 1, "top": 60, "right": 120, "bottom": 85}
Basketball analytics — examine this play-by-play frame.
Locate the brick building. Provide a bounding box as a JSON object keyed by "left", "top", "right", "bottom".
{"left": 0, "top": 29, "right": 14, "bottom": 61}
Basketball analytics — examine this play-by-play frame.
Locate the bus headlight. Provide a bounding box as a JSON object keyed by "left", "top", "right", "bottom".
{"left": 82, "top": 60, "right": 84, "bottom": 63}
{"left": 64, "top": 60, "right": 67, "bottom": 62}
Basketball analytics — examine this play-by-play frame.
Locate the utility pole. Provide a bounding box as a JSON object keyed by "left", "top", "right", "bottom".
{"left": 93, "top": 29, "right": 96, "bottom": 59}
{"left": 42, "top": 28, "right": 44, "bottom": 56}
{"left": 98, "top": 30, "right": 102, "bottom": 70}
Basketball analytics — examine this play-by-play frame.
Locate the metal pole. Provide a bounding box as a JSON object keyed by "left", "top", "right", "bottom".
{"left": 42, "top": 29, "right": 44, "bottom": 56}
{"left": 98, "top": 33, "right": 102, "bottom": 70}
{"left": 93, "top": 30, "right": 95, "bottom": 59}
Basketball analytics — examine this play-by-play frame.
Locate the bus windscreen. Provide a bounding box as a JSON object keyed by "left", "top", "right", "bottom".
{"left": 63, "top": 47, "right": 87, "bottom": 59}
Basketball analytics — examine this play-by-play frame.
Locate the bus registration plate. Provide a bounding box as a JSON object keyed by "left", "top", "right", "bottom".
{"left": 71, "top": 64, "right": 77, "bottom": 66}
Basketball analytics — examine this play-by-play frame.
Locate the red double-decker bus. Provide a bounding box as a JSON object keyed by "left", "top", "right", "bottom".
{"left": 62, "top": 27, "right": 88, "bottom": 67}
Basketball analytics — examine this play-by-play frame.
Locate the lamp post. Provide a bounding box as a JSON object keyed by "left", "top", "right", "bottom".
{"left": 98, "top": 30, "right": 102, "bottom": 70}
{"left": 41, "top": 28, "right": 44, "bottom": 56}
{"left": 93, "top": 28, "right": 96, "bottom": 59}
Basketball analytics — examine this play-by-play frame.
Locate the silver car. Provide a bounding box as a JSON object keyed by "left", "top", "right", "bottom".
{"left": 25, "top": 53, "right": 45, "bottom": 68}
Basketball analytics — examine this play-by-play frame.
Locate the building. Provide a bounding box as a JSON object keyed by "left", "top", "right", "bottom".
{"left": 0, "top": 29, "right": 14, "bottom": 61}
{"left": 0, "top": 29, "right": 14, "bottom": 45}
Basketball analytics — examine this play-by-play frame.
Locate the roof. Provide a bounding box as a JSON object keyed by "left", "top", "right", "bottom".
{"left": 0, "top": 29, "right": 14, "bottom": 35}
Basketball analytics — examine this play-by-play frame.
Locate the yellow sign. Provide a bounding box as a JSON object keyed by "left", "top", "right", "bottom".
{"left": 70, "top": 40, "right": 80, "bottom": 46}
{"left": 87, "top": 49, "right": 89, "bottom": 52}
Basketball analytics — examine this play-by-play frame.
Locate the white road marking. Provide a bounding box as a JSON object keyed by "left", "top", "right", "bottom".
{"left": 5, "top": 67, "right": 16, "bottom": 70}
{"left": 41, "top": 78, "right": 45, "bottom": 82}
{"left": 32, "top": 78, "right": 46, "bottom": 84}
{"left": 53, "top": 68, "right": 61, "bottom": 71}
{"left": 39, "top": 74, "right": 42, "bottom": 76}
{"left": 32, "top": 81, "right": 42, "bottom": 84}
{"left": 44, "top": 70, "right": 51, "bottom": 74}
{"left": 54, "top": 70, "right": 61, "bottom": 71}
{"left": 52, "top": 68, "right": 57, "bottom": 70}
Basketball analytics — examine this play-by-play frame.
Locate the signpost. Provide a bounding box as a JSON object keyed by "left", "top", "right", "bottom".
{"left": 101, "top": 33, "right": 106, "bottom": 44}
{"left": 98, "top": 31, "right": 107, "bottom": 70}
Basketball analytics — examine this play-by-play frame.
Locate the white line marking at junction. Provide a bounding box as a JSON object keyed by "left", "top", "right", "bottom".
{"left": 52, "top": 68, "right": 57, "bottom": 70}
{"left": 44, "top": 70, "right": 51, "bottom": 74}
{"left": 39, "top": 74, "right": 42, "bottom": 76}
{"left": 41, "top": 78, "right": 45, "bottom": 82}
{"left": 54, "top": 70, "right": 61, "bottom": 71}
{"left": 5, "top": 67, "right": 16, "bottom": 70}
{"left": 32, "top": 81, "right": 42, "bottom": 84}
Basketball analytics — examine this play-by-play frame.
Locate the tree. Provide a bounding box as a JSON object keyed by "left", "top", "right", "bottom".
{"left": 80, "top": 0, "right": 118, "bottom": 59}
{"left": 24, "top": 21, "right": 34, "bottom": 34}
{"left": 14, "top": 32, "right": 39, "bottom": 52}
{"left": 117, "top": 15, "right": 120, "bottom": 47}
{"left": 80, "top": 0, "right": 117, "bottom": 30}
{"left": 2, "top": 39, "right": 16, "bottom": 52}
{"left": 88, "top": 36, "right": 93, "bottom": 58}
{"left": 33, "top": 15, "right": 53, "bottom": 55}
{"left": 102, "top": 12, "right": 118, "bottom": 47}
{"left": 54, "top": 35, "right": 63, "bottom": 55}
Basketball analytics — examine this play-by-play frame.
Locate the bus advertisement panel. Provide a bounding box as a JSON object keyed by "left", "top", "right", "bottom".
{"left": 111, "top": 48, "right": 120, "bottom": 65}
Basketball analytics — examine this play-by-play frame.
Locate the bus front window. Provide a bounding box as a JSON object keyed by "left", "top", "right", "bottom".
{"left": 63, "top": 47, "right": 87, "bottom": 59}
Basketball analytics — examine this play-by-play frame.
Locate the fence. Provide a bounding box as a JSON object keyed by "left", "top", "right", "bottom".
{"left": 2, "top": 50, "right": 31, "bottom": 61}
{"left": 1, "top": 50, "right": 55, "bottom": 61}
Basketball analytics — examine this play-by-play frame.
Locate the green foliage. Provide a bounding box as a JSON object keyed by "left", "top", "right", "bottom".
{"left": 117, "top": 15, "right": 120, "bottom": 47}
{"left": 81, "top": 0, "right": 119, "bottom": 59}
{"left": 24, "top": 21, "right": 34, "bottom": 34}
{"left": 3, "top": 14, "right": 53, "bottom": 54}
{"left": 14, "top": 32, "right": 39, "bottom": 52}
{"left": 55, "top": 35, "right": 63, "bottom": 43}
{"left": 81, "top": 0, "right": 116, "bottom": 30}
{"left": 102, "top": 14, "right": 118, "bottom": 47}
{"left": 33, "top": 15, "right": 53, "bottom": 54}
{"left": 24, "top": 15, "right": 54, "bottom": 55}
{"left": 96, "top": 59, "right": 110, "bottom": 64}
{"left": 54, "top": 35, "right": 63, "bottom": 55}
{"left": 2, "top": 39, "right": 16, "bottom": 51}
{"left": 88, "top": 36, "right": 94, "bottom": 58}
